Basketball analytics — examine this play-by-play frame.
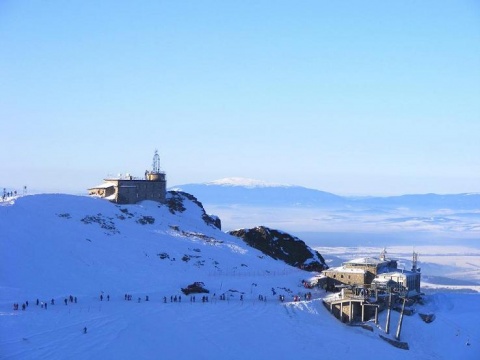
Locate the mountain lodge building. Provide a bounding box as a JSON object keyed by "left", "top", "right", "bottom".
{"left": 88, "top": 150, "right": 166, "bottom": 204}
{"left": 320, "top": 249, "right": 422, "bottom": 324}
{"left": 321, "top": 249, "right": 421, "bottom": 297}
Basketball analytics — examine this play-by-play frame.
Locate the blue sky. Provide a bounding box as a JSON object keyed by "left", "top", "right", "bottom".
{"left": 1, "top": 1, "right": 479, "bottom": 195}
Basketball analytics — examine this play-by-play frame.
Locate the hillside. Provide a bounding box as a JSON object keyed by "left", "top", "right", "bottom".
{"left": 0, "top": 192, "right": 299, "bottom": 298}
{"left": 1, "top": 193, "right": 479, "bottom": 359}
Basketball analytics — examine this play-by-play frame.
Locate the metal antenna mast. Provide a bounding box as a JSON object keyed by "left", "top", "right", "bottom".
{"left": 152, "top": 150, "right": 161, "bottom": 173}
{"left": 411, "top": 251, "right": 418, "bottom": 272}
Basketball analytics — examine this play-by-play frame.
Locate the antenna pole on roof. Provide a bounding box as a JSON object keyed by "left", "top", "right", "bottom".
{"left": 380, "top": 248, "right": 387, "bottom": 261}
{"left": 152, "top": 149, "right": 161, "bottom": 173}
{"left": 411, "top": 251, "right": 418, "bottom": 272}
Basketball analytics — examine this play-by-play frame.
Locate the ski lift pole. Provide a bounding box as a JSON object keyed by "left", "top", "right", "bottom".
{"left": 385, "top": 291, "right": 392, "bottom": 334}
{"left": 395, "top": 293, "right": 407, "bottom": 340}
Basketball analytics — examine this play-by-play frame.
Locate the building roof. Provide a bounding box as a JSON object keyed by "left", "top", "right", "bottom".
{"left": 372, "top": 277, "right": 392, "bottom": 284}
{"left": 344, "top": 257, "right": 387, "bottom": 266}
{"left": 88, "top": 183, "right": 115, "bottom": 190}
{"left": 375, "top": 270, "right": 419, "bottom": 278}
{"left": 326, "top": 266, "right": 366, "bottom": 274}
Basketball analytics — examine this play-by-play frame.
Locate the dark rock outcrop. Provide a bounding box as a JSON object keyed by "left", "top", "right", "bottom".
{"left": 228, "top": 226, "right": 327, "bottom": 272}
{"left": 166, "top": 191, "right": 221, "bottom": 230}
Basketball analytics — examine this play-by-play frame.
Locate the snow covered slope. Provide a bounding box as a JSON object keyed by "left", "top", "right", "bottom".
{"left": 0, "top": 193, "right": 295, "bottom": 299}
{"left": 1, "top": 194, "right": 478, "bottom": 359}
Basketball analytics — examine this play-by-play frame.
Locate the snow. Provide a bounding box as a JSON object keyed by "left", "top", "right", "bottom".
{"left": 345, "top": 257, "right": 387, "bottom": 265}
{"left": 205, "top": 177, "right": 292, "bottom": 188}
{"left": 1, "top": 194, "right": 479, "bottom": 359}
{"left": 326, "top": 266, "right": 366, "bottom": 274}
{"left": 88, "top": 183, "right": 114, "bottom": 189}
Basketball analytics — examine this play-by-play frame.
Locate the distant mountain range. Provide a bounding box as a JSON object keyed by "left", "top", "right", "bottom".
{"left": 171, "top": 177, "right": 480, "bottom": 211}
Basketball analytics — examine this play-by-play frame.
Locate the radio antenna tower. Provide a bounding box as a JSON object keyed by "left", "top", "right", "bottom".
{"left": 411, "top": 251, "right": 418, "bottom": 272}
{"left": 152, "top": 150, "right": 161, "bottom": 173}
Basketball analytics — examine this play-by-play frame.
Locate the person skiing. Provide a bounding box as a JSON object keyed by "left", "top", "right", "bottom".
{"left": 83, "top": 327, "right": 87, "bottom": 334}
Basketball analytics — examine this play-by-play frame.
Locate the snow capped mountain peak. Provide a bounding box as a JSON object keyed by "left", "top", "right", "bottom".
{"left": 205, "top": 177, "right": 292, "bottom": 188}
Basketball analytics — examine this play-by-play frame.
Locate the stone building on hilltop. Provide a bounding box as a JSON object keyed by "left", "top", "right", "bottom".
{"left": 88, "top": 150, "right": 166, "bottom": 204}
{"left": 321, "top": 249, "right": 421, "bottom": 297}
{"left": 322, "top": 254, "right": 397, "bottom": 289}
{"left": 320, "top": 249, "right": 422, "bottom": 324}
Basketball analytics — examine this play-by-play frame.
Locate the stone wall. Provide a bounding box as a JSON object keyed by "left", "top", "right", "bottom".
{"left": 323, "top": 269, "right": 366, "bottom": 287}
{"left": 115, "top": 179, "right": 166, "bottom": 204}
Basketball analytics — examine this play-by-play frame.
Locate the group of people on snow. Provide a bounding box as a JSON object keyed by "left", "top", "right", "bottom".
{"left": 64, "top": 295, "right": 78, "bottom": 304}
{"left": 14, "top": 287, "right": 313, "bottom": 313}
{"left": 12, "top": 303, "right": 25, "bottom": 311}
{"left": 1, "top": 186, "right": 26, "bottom": 201}
{"left": 12, "top": 294, "right": 80, "bottom": 312}
{"left": 2, "top": 189, "right": 17, "bottom": 201}
{"left": 12, "top": 282, "right": 316, "bottom": 335}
